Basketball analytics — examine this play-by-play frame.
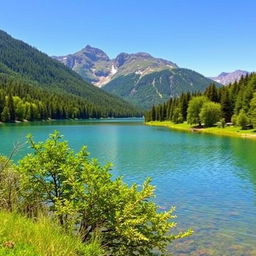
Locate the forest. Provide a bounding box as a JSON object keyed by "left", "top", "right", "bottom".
{"left": 145, "top": 73, "right": 256, "bottom": 130}
{"left": 0, "top": 29, "right": 141, "bottom": 122}
{"left": 0, "top": 74, "right": 141, "bottom": 122}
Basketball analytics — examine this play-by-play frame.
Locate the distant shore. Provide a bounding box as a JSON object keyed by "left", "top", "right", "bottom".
{"left": 146, "top": 121, "right": 256, "bottom": 140}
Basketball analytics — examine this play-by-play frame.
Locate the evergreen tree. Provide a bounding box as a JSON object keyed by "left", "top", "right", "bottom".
{"left": 7, "top": 94, "right": 15, "bottom": 122}
{"left": 151, "top": 105, "right": 156, "bottom": 121}
{"left": 220, "top": 89, "right": 233, "bottom": 122}
{"left": 205, "top": 84, "right": 219, "bottom": 102}
{"left": 249, "top": 93, "right": 256, "bottom": 128}
{"left": 1, "top": 106, "right": 10, "bottom": 122}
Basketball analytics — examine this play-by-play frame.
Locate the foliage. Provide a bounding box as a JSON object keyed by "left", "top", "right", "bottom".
{"left": 249, "top": 93, "right": 256, "bottom": 128}
{"left": 0, "top": 30, "right": 141, "bottom": 122}
{"left": 104, "top": 68, "right": 220, "bottom": 109}
{"left": 205, "top": 84, "right": 219, "bottom": 102}
{"left": 1, "top": 106, "right": 10, "bottom": 122}
{"left": 0, "top": 76, "right": 141, "bottom": 122}
{"left": 231, "top": 114, "right": 237, "bottom": 126}
{"left": 199, "top": 102, "right": 222, "bottom": 127}
{"left": 145, "top": 72, "right": 256, "bottom": 131}
{"left": 0, "top": 211, "right": 102, "bottom": 256}
{"left": 18, "top": 131, "right": 192, "bottom": 255}
{"left": 187, "top": 96, "right": 209, "bottom": 125}
{"left": 172, "top": 107, "right": 183, "bottom": 123}
{"left": 237, "top": 109, "right": 249, "bottom": 130}
{"left": 220, "top": 88, "right": 232, "bottom": 122}
{"left": 220, "top": 118, "right": 226, "bottom": 128}
{"left": 0, "top": 156, "right": 20, "bottom": 212}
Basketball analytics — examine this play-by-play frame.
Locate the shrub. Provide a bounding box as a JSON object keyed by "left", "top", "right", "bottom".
{"left": 18, "top": 131, "right": 192, "bottom": 255}
{"left": 0, "top": 156, "right": 20, "bottom": 212}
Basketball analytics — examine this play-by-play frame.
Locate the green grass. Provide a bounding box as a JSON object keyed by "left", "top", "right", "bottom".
{"left": 0, "top": 211, "right": 103, "bottom": 256}
{"left": 146, "top": 121, "right": 256, "bottom": 139}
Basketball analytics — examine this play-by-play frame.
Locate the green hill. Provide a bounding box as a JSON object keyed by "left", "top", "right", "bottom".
{"left": 0, "top": 30, "right": 140, "bottom": 119}
{"left": 103, "top": 68, "right": 220, "bottom": 109}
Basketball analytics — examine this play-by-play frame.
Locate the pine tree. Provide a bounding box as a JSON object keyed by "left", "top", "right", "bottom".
{"left": 151, "top": 105, "right": 156, "bottom": 121}
{"left": 1, "top": 106, "right": 10, "bottom": 122}
{"left": 7, "top": 94, "right": 15, "bottom": 122}
{"left": 220, "top": 89, "right": 233, "bottom": 122}
{"left": 205, "top": 84, "right": 219, "bottom": 102}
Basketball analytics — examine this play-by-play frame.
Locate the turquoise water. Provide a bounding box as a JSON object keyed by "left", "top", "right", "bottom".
{"left": 1, "top": 119, "right": 256, "bottom": 255}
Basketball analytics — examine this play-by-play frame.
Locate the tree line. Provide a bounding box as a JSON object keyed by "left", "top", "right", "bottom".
{"left": 145, "top": 73, "right": 256, "bottom": 129}
{"left": 0, "top": 29, "right": 142, "bottom": 121}
{"left": 0, "top": 75, "right": 141, "bottom": 122}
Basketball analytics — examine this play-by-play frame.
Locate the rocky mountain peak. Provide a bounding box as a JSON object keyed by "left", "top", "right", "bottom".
{"left": 79, "top": 45, "right": 110, "bottom": 62}
{"left": 114, "top": 53, "right": 130, "bottom": 67}
{"left": 210, "top": 70, "right": 249, "bottom": 85}
{"left": 54, "top": 45, "right": 178, "bottom": 87}
{"left": 218, "top": 72, "right": 229, "bottom": 77}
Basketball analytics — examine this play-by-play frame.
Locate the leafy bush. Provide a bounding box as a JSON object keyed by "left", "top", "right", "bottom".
{"left": 0, "top": 156, "right": 20, "bottom": 211}
{"left": 17, "top": 131, "right": 192, "bottom": 255}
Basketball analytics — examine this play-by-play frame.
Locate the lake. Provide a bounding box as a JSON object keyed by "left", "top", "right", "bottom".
{"left": 1, "top": 118, "right": 256, "bottom": 255}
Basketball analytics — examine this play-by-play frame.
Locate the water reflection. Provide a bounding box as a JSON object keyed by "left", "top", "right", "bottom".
{"left": 1, "top": 119, "right": 256, "bottom": 255}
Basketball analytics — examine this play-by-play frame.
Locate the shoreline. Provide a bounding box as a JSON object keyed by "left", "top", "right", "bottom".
{"left": 145, "top": 121, "right": 256, "bottom": 140}
{"left": 0, "top": 117, "right": 143, "bottom": 125}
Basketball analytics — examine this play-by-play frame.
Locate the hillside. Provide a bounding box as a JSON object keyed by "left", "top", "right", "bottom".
{"left": 0, "top": 30, "right": 140, "bottom": 118}
{"left": 103, "top": 68, "right": 218, "bottom": 109}
{"left": 53, "top": 45, "right": 178, "bottom": 87}
{"left": 54, "top": 45, "right": 219, "bottom": 109}
{"left": 145, "top": 72, "right": 256, "bottom": 129}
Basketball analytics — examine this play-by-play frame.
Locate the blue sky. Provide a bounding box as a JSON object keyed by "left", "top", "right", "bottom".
{"left": 0, "top": 0, "right": 255, "bottom": 76}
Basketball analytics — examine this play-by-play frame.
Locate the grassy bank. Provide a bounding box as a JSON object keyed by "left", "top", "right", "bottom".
{"left": 0, "top": 211, "right": 102, "bottom": 256}
{"left": 146, "top": 121, "right": 256, "bottom": 140}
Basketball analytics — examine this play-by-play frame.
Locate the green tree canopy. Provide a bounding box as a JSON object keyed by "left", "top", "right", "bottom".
{"left": 237, "top": 109, "right": 249, "bottom": 130}
{"left": 199, "top": 102, "right": 222, "bottom": 127}
{"left": 187, "top": 96, "right": 209, "bottom": 126}
{"left": 1, "top": 106, "right": 10, "bottom": 122}
{"left": 249, "top": 93, "right": 256, "bottom": 128}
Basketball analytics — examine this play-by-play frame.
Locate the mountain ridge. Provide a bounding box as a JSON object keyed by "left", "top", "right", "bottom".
{"left": 210, "top": 70, "right": 249, "bottom": 85}
{"left": 53, "top": 46, "right": 178, "bottom": 88}
{"left": 0, "top": 30, "right": 140, "bottom": 117}
{"left": 54, "top": 45, "right": 219, "bottom": 109}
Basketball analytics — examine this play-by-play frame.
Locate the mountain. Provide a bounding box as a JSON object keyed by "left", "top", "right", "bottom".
{"left": 103, "top": 68, "right": 217, "bottom": 109}
{"left": 210, "top": 70, "right": 249, "bottom": 85}
{"left": 54, "top": 46, "right": 219, "bottom": 109}
{"left": 0, "top": 30, "right": 140, "bottom": 118}
{"left": 53, "top": 46, "right": 178, "bottom": 88}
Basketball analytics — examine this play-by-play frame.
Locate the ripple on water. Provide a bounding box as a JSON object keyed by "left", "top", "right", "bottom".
{"left": 0, "top": 119, "right": 256, "bottom": 255}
